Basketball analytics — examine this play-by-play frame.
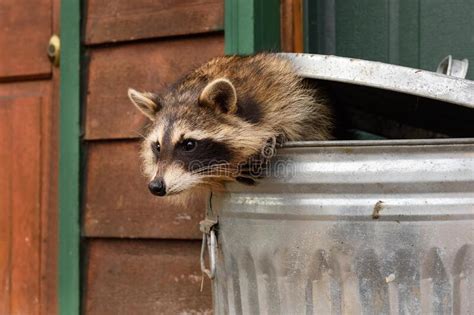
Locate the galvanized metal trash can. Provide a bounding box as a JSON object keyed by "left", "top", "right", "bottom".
{"left": 202, "top": 54, "right": 474, "bottom": 314}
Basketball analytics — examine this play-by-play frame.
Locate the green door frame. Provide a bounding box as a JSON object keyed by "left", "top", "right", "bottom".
{"left": 225, "top": 0, "right": 281, "bottom": 55}
{"left": 58, "top": 0, "right": 81, "bottom": 314}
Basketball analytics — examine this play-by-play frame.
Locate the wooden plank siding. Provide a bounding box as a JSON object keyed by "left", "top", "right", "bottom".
{"left": 84, "top": 240, "right": 212, "bottom": 315}
{"left": 82, "top": 1, "right": 224, "bottom": 313}
{"left": 84, "top": 140, "right": 205, "bottom": 239}
{"left": 85, "top": 35, "right": 224, "bottom": 140}
{"left": 85, "top": 0, "right": 224, "bottom": 45}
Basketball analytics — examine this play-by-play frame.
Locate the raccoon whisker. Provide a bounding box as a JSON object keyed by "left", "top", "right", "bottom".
{"left": 206, "top": 165, "right": 239, "bottom": 172}
{"left": 194, "top": 163, "right": 230, "bottom": 171}
{"left": 132, "top": 130, "right": 148, "bottom": 139}
{"left": 192, "top": 168, "right": 228, "bottom": 175}
{"left": 196, "top": 172, "right": 237, "bottom": 179}
{"left": 194, "top": 169, "right": 236, "bottom": 176}
{"left": 201, "top": 171, "right": 250, "bottom": 180}
{"left": 190, "top": 162, "right": 231, "bottom": 170}
{"left": 200, "top": 176, "right": 235, "bottom": 184}
{"left": 166, "top": 177, "right": 206, "bottom": 195}
{"left": 191, "top": 162, "right": 262, "bottom": 179}
{"left": 196, "top": 167, "right": 238, "bottom": 176}
{"left": 190, "top": 163, "right": 237, "bottom": 175}
{"left": 203, "top": 164, "right": 260, "bottom": 174}
{"left": 198, "top": 168, "right": 242, "bottom": 177}
{"left": 201, "top": 175, "right": 233, "bottom": 179}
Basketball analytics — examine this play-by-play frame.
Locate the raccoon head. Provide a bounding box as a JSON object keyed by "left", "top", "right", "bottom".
{"left": 128, "top": 78, "right": 274, "bottom": 197}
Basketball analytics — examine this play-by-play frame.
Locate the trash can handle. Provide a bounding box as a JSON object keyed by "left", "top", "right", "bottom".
{"left": 200, "top": 229, "right": 217, "bottom": 279}
{"left": 436, "top": 55, "right": 469, "bottom": 78}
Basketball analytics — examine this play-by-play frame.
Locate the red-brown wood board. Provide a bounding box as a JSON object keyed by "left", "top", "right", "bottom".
{"left": 84, "top": 140, "right": 206, "bottom": 239}
{"left": 85, "top": 0, "right": 224, "bottom": 45}
{"left": 85, "top": 35, "right": 224, "bottom": 140}
{"left": 84, "top": 240, "right": 212, "bottom": 314}
{"left": 82, "top": 1, "right": 225, "bottom": 313}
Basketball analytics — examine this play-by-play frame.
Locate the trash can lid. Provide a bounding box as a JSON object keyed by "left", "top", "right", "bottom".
{"left": 282, "top": 53, "right": 474, "bottom": 109}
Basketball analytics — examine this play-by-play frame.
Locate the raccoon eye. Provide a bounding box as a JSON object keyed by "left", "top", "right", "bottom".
{"left": 151, "top": 141, "right": 161, "bottom": 156}
{"left": 183, "top": 139, "right": 197, "bottom": 152}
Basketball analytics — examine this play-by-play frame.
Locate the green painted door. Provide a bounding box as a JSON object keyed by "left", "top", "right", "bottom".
{"left": 305, "top": 0, "right": 474, "bottom": 80}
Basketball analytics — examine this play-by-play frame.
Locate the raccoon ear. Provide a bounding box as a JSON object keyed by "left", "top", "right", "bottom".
{"left": 199, "top": 78, "right": 237, "bottom": 114}
{"left": 128, "top": 88, "right": 162, "bottom": 120}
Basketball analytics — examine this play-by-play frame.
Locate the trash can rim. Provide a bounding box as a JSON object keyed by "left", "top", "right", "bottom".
{"left": 281, "top": 53, "right": 474, "bottom": 109}
{"left": 283, "top": 138, "right": 474, "bottom": 148}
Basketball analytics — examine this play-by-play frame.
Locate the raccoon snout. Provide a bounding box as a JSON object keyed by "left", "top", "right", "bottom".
{"left": 148, "top": 178, "right": 166, "bottom": 196}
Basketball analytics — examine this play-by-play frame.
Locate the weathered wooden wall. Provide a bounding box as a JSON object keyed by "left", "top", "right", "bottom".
{"left": 82, "top": 1, "right": 224, "bottom": 313}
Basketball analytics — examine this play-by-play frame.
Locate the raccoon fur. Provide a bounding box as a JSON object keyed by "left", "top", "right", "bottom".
{"left": 128, "top": 53, "right": 333, "bottom": 197}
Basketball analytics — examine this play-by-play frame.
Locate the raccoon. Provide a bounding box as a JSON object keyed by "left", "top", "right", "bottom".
{"left": 128, "top": 53, "right": 333, "bottom": 197}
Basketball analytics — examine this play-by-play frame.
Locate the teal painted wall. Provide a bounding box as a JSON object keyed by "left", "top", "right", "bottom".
{"left": 225, "top": 0, "right": 280, "bottom": 55}
{"left": 305, "top": 0, "right": 474, "bottom": 79}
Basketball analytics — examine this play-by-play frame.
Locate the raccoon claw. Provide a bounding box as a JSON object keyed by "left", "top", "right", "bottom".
{"left": 275, "top": 134, "right": 286, "bottom": 147}
{"left": 261, "top": 137, "right": 276, "bottom": 159}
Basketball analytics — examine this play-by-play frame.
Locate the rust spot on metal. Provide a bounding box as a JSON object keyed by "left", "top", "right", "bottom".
{"left": 372, "top": 200, "right": 384, "bottom": 219}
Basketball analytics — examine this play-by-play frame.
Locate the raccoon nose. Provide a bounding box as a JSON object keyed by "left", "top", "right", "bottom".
{"left": 148, "top": 178, "right": 166, "bottom": 196}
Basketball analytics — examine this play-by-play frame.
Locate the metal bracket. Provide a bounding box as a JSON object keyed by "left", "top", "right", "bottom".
{"left": 199, "top": 218, "right": 218, "bottom": 234}
{"left": 200, "top": 228, "right": 217, "bottom": 279}
{"left": 436, "top": 55, "right": 469, "bottom": 78}
{"left": 200, "top": 192, "right": 218, "bottom": 280}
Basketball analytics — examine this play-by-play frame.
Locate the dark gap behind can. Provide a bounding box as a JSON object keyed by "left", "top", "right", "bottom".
{"left": 304, "top": 79, "right": 474, "bottom": 140}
